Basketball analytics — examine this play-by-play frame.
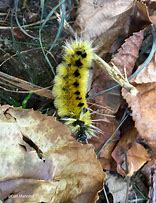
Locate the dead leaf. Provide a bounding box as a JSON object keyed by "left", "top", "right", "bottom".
{"left": 75, "top": 0, "right": 134, "bottom": 53}
{"left": 111, "top": 30, "right": 144, "bottom": 77}
{"left": 133, "top": 53, "right": 156, "bottom": 83}
{"left": 103, "top": 171, "right": 149, "bottom": 203}
{"left": 141, "top": 160, "right": 156, "bottom": 203}
{"left": 0, "top": 105, "right": 104, "bottom": 203}
{"left": 122, "top": 83, "right": 156, "bottom": 159}
{"left": 89, "top": 68, "right": 121, "bottom": 115}
{"left": 135, "top": 0, "right": 156, "bottom": 24}
{"left": 97, "top": 140, "right": 117, "bottom": 171}
{"left": 12, "top": 28, "right": 28, "bottom": 40}
{"left": 135, "top": 0, "right": 151, "bottom": 22}
{"left": 88, "top": 67, "right": 119, "bottom": 161}
{"left": 112, "top": 128, "right": 150, "bottom": 176}
{"left": 105, "top": 172, "right": 128, "bottom": 203}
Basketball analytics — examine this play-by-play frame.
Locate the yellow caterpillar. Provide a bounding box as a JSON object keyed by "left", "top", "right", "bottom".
{"left": 52, "top": 39, "right": 95, "bottom": 141}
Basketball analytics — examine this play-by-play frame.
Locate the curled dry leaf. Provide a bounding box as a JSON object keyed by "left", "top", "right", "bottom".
{"left": 97, "top": 140, "right": 117, "bottom": 171}
{"left": 112, "top": 128, "right": 150, "bottom": 176}
{"left": 111, "top": 30, "right": 144, "bottom": 77}
{"left": 133, "top": 53, "right": 156, "bottom": 83}
{"left": 135, "top": 0, "right": 151, "bottom": 22}
{"left": 0, "top": 105, "right": 104, "bottom": 203}
{"left": 135, "top": 0, "right": 156, "bottom": 24}
{"left": 122, "top": 83, "right": 156, "bottom": 158}
{"left": 75, "top": 0, "right": 134, "bottom": 53}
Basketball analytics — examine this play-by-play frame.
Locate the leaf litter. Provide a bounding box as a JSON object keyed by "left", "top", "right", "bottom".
{"left": 1, "top": 0, "right": 156, "bottom": 202}
{"left": 0, "top": 105, "right": 104, "bottom": 203}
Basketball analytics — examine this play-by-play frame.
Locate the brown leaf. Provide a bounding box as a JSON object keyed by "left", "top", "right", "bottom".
{"left": 135, "top": 0, "right": 156, "bottom": 24}
{"left": 141, "top": 160, "right": 156, "bottom": 203}
{"left": 98, "top": 141, "right": 117, "bottom": 171}
{"left": 111, "top": 30, "right": 144, "bottom": 77}
{"left": 105, "top": 173, "right": 128, "bottom": 203}
{"left": 111, "top": 128, "right": 150, "bottom": 176}
{"left": 75, "top": 0, "right": 134, "bottom": 53}
{"left": 122, "top": 83, "right": 156, "bottom": 158}
{"left": 135, "top": 0, "right": 151, "bottom": 22}
{"left": 133, "top": 53, "right": 156, "bottom": 83}
{"left": 89, "top": 68, "right": 121, "bottom": 115}
{"left": 88, "top": 66, "right": 120, "bottom": 172}
{"left": 12, "top": 28, "right": 28, "bottom": 40}
{"left": 0, "top": 105, "right": 104, "bottom": 203}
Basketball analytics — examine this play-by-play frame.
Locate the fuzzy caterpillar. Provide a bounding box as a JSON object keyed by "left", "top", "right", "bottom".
{"left": 52, "top": 39, "right": 95, "bottom": 141}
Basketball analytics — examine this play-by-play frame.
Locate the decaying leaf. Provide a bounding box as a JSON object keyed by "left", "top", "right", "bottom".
{"left": 135, "top": 0, "right": 156, "bottom": 24}
{"left": 0, "top": 105, "right": 104, "bottom": 203}
{"left": 105, "top": 172, "right": 128, "bottom": 203}
{"left": 133, "top": 53, "right": 156, "bottom": 83}
{"left": 141, "top": 160, "right": 156, "bottom": 202}
{"left": 112, "top": 128, "right": 150, "bottom": 176}
{"left": 122, "top": 83, "right": 156, "bottom": 159}
{"left": 89, "top": 68, "right": 121, "bottom": 115}
{"left": 75, "top": 0, "right": 134, "bottom": 53}
{"left": 135, "top": 0, "right": 151, "bottom": 22}
{"left": 88, "top": 67, "right": 119, "bottom": 159}
{"left": 76, "top": 0, "right": 133, "bottom": 39}
{"left": 111, "top": 30, "right": 144, "bottom": 77}
{"left": 104, "top": 171, "right": 149, "bottom": 203}
{"left": 97, "top": 140, "right": 117, "bottom": 171}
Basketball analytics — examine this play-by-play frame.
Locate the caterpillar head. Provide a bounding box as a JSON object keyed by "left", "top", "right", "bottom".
{"left": 61, "top": 115, "right": 95, "bottom": 142}
{"left": 73, "top": 119, "right": 88, "bottom": 142}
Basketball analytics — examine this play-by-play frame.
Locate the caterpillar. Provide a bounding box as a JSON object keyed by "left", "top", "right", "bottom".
{"left": 52, "top": 38, "right": 96, "bottom": 142}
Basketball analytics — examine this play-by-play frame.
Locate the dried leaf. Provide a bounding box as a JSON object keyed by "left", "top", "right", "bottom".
{"left": 135, "top": 0, "right": 151, "bottom": 22}
{"left": 122, "top": 83, "right": 156, "bottom": 158}
{"left": 88, "top": 67, "right": 119, "bottom": 158}
{"left": 75, "top": 0, "right": 134, "bottom": 53}
{"left": 141, "top": 160, "right": 156, "bottom": 203}
{"left": 98, "top": 141, "right": 117, "bottom": 171}
{"left": 111, "top": 30, "right": 144, "bottom": 77}
{"left": 89, "top": 68, "right": 121, "bottom": 114}
{"left": 0, "top": 105, "right": 104, "bottom": 203}
{"left": 134, "top": 53, "right": 156, "bottom": 83}
{"left": 112, "top": 128, "right": 150, "bottom": 176}
{"left": 12, "top": 28, "right": 28, "bottom": 40}
{"left": 105, "top": 173, "right": 128, "bottom": 203}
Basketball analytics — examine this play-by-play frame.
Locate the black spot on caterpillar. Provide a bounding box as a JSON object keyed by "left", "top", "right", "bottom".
{"left": 77, "top": 102, "right": 84, "bottom": 107}
{"left": 74, "top": 69, "right": 80, "bottom": 77}
{"left": 74, "top": 90, "right": 80, "bottom": 95}
{"left": 76, "top": 96, "right": 82, "bottom": 100}
{"left": 75, "top": 59, "right": 83, "bottom": 67}
{"left": 76, "top": 50, "right": 87, "bottom": 58}
{"left": 73, "top": 81, "right": 79, "bottom": 87}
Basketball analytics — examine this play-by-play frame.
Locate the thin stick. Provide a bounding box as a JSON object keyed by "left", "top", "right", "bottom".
{"left": 0, "top": 71, "right": 52, "bottom": 99}
{"left": 94, "top": 54, "right": 138, "bottom": 96}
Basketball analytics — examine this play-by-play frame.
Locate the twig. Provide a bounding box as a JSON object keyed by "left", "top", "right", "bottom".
{"left": 94, "top": 54, "right": 138, "bottom": 96}
{"left": 0, "top": 71, "right": 52, "bottom": 99}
